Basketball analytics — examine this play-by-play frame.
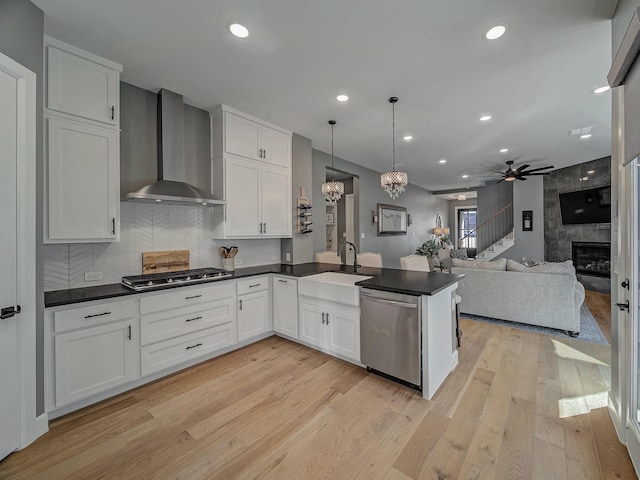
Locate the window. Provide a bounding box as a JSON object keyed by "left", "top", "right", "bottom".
{"left": 458, "top": 208, "right": 477, "bottom": 248}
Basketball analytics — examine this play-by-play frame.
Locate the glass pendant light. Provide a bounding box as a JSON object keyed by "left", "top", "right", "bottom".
{"left": 381, "top": 96, "right": 408, "bottom": 199}
{"left": 321, "top": 120, "right": 344, "bottom": 204}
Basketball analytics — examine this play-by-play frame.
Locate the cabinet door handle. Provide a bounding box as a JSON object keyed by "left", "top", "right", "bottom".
{"left": 322, "top": 312, "right": 326, "bottom": 324}
{"left": 263, "top": 149, "right": 266, "bottom": 158}
{"left": 185, "top": 316, "right": 203, "bottom": 323}
{"left": 186, "top": 343, "right": 203, "bottom": 350}
{"left": 259, "top": 223, "right": 263, "bottom": 234}
{"left": 325, "top": 313, "right": 330, "bottom": 325}
{"left": 185, "top": 294, "right": 203, "bottom": 300}
{"left": 249, "top": 283, "right": 261, "bottom": 288}
{"left": 278, "top": 279, "right": 288, "bottom": 284}
{"left": 239, "top": 299, "right": 243, "bottom": 311}
{"left": 84, "top": 311, "right": 111, "bottom": 319}
{"left": 263, "top": 223, "right": 267, "bottom": 234}
{"left": 111, "top": 106, "right": 115, "bottom": 120}
{"left": 112, "top": 218, "right": 116, "bottom": 235}
{"left": 127, "top": 325, "right": 132, "bottom": 340}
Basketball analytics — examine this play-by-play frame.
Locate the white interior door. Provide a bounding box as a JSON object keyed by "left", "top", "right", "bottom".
{"left": 0, "top": 63, "right": 20, "bottom": 461}
{"left": 626, "top": 159, "right": 640, "bottom": 469}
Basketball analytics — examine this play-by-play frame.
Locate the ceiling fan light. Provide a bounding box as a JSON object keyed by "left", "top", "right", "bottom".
{"left": 505, "top": 176, "right": 516, "bottom": 182}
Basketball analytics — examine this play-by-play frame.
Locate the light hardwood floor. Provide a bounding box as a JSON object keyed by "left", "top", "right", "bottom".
{"left": 0, "top": 291, "right": 635, "bottom": 479}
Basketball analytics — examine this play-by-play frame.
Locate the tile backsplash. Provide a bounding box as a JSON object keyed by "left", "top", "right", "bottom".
{"left": 43, "top": 202, "right": 281, "bottom": 291}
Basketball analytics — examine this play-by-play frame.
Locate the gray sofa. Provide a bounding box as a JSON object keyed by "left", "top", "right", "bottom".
{"left": 451, "top": 258, "right": 585, "bottom": 334}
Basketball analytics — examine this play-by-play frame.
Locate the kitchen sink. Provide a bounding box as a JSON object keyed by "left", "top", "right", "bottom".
{"left": 298, "top": 272, "right": 372, "bottom": 306}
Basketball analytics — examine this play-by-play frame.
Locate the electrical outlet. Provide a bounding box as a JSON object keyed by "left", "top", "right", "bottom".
{"left": 271, "top": 255, "right": 278, "bottom": 261}
{"left": 361, "top": 232, "right": 365, "bottom": 239}
{"left": 286, "top": 253, "right": 291, "bottom": 261}
{"left": 84, "top": 271, "right": 103, "bottom": 282}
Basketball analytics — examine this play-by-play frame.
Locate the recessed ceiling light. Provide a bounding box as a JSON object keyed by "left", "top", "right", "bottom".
{"left": 581, "top": 176, "right": 589, "bottom": 181}
{"left": 580, "top": 133, "right": 592, "bottom": 139}
{"left": 499, "top": 148, "right": 509, "bottom": 153}
{"left": 587, "top": 169, "right": 595, "bottom": 174}
{"left": 228, "top": 22, "right": 249, "bottom": 38}
{"left": 156, "top": 199, "right": 162, "bottom": 202}
{"left": 485, "top": 25, "right": 506, "bottom": 40}
{"left": 462, "top": 174, "right": 469, "bottom": 179}
{"left": 336, "top": 94, "right": 349, "bottom": 102}
{"left": 403, "top": 135, "right": 413, "bottom": 141}
{"left": 593, "top": 86, "right": 610, "bottom": 94}
{"left": 439, "top": 159, "right": 447, "bottom": 164}
{"left": 480, "top": 115, "right": 492, "bottom": 122}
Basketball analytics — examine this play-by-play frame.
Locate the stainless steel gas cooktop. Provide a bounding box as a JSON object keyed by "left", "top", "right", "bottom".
{"left": 121, "top": 267, "right": 232, "bottom": 291}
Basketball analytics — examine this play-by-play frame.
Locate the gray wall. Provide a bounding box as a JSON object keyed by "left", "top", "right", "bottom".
{"left": 501, "top": 176, "right": 544, "bottom": 262}
{"left": 0, "top": 0, "right": 44, "bottom": 415}
{"left": 613, "top": 1, "right": 640, "bottom": 56}
{"left": 543, "top": 156, "right": 611, "bottom": 292}
{"left": 312, "top": 149, "right": 448, "bottom": 269}
{"left": 476, "top": 181, "right": 513, "bottom": 251}
{"left": 281, "top": 133, "right": 314, "bottom": 264}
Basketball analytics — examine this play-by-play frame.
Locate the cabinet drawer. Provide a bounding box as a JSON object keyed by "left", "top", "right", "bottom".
{"left": 54, "top": 298, "right": 136, "bottom": 333}
{"left": 141, "top": 324, "right": 237, "bottom": 376}
{"left": 237, "top": 276, "right": 269, "bottom": 295}
{"left": 140, "top": 282, "right": 235, "bottom": 315}
{"left": 141, "top": 297, "right": 235, "bottom": 346}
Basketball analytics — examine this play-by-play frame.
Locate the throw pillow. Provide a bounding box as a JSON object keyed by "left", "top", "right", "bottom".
{"left": 450, "top": 249, "right": 469, "bottom": 260}
{"left": 451, "top": 257, "right": 507, "bottom": 271}
{"left": 507, "top": 258, "right": 575, "bottom": 276}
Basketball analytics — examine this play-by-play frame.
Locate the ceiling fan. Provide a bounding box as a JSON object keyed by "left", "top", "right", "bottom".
{"left": 492, "top": 160, "right": 554, "bottom": 182}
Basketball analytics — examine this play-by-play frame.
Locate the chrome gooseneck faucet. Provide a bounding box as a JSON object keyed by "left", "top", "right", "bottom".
{"left": 337, "top": 241, "right": 360, "bottom": 271}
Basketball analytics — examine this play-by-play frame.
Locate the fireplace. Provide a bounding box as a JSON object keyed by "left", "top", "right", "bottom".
{"left": 571, "top": 242, "right": 611, "bottom": 278}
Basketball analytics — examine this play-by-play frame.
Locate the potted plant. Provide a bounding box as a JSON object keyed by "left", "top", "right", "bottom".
{"left": 415, "top": 239, "right": 440, "bottom": 270}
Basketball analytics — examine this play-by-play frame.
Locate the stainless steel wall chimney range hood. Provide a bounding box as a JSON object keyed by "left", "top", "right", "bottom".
{"left": 124, "top": 89, "right": 226, "bottom": 206}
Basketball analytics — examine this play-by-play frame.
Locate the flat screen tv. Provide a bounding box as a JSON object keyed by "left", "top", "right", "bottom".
{"left": 559, "top": 185, "right": 611, "bottom": 225}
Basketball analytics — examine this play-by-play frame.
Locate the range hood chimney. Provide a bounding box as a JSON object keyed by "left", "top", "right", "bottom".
{"left": 124, "top": 89, "right": 225, "bottom": 206}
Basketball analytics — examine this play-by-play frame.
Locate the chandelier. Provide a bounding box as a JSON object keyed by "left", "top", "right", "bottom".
{"left": 381, "top": 96, "right": 408, "bottom": 199}
{"left": 322, "top": 120, "right": 344, "bottom": 204}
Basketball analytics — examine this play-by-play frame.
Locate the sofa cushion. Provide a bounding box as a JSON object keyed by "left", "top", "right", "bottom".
{"left": 451, "top": 257, "right": 507, "bottom": 270}
{"left": 507, "top": 259, "right": 575, "bottom": 276}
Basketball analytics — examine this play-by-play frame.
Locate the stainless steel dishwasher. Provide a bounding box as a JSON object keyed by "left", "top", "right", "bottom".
{"left": 360, "top": 288, "right": 421, "bottom": 390}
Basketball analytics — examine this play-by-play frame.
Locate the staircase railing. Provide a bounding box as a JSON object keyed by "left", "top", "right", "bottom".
{"left": 459, "top": 203, "right": 513, "bottom": 253}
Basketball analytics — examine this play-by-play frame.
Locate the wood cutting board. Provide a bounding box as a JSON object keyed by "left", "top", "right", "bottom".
{"left": 142, "top": 250, "right": 190, "bottom": 274}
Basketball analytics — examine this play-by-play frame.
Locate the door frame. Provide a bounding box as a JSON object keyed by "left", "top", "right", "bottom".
{"left": 0, "top": 51, "right": 40, "bottom": 448}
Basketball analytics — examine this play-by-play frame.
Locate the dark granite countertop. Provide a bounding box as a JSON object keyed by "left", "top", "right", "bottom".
{"left": 45, "top": 262, "right": 464, "bottom": 308}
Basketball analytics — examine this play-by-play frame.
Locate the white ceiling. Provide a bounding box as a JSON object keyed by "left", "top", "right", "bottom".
{"left": 33, "top": 0, "right": 618, "bottom": 192}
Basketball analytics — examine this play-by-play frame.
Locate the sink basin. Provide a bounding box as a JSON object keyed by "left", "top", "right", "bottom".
{"left": 298, "top": 272, "right": 372, "bottom": 306}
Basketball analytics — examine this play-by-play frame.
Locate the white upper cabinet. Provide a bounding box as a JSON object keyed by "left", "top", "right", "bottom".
{"left": 47, "top": 117, "right": 119, "bottom": 241}
{"left": 44, "top": 37, "right": 122, "bottom": 243}
{"left": 211, "top": 105, "right": 293, "bottom": 239}
{"left": 217, "top": 109, "right": 291, "bottom": 169}
{"left": 46, "top": 37, "right": 121, "bottom": 127}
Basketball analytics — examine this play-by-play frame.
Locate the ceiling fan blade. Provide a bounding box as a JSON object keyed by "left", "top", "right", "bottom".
{"left": 490, "top": 170, "right": 507, "bottom": 175}
{"left": 518, "top": 176, "right": 528, "bottom": 180}
{"left": 523, "top": 165, "right": 554, "bottom": 174}
{"left": 496, "top": 178, "right": 505, "bottom": 183}
{"left": 522, "top": 172, "right": 552, "bottom": 176}
{"left": 515, "top": 164, "right": 530, "bottom": 173}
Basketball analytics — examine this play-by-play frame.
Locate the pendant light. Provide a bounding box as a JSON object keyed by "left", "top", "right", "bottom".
{"left": 381, "top": 96, "right": 408, "bottom": 199}
{"left": 322, "top": 120, "right": 344, "bottom": 204}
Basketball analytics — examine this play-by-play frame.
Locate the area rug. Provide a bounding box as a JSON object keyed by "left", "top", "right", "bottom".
{"left": 462, "top": 303, "right": 608, "bottom": 345}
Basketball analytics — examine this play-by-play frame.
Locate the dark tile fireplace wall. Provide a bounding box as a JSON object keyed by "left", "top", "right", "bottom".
{"left": 544, "top": 156, "right": 611, "bottom": 293}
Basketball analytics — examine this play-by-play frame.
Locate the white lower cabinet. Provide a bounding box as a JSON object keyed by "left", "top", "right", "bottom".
{"left": 140, "top": 283, "right": 237, "bottom": 375}
{"left": 299, "top": 297, "right": 360, "bottom": 362}
{"left": 272, "top": 276, "right": 298, "bottom": 338}
{"left": 237, "top": 276, "right": 272, "bottom": 342}
{"left": 50, "top": 298, "right": 138, "bottom": 408}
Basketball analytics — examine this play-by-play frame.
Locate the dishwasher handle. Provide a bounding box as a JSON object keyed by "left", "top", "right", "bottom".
{"left": 361, "top": 295, "right": 417, "bottom": 309}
